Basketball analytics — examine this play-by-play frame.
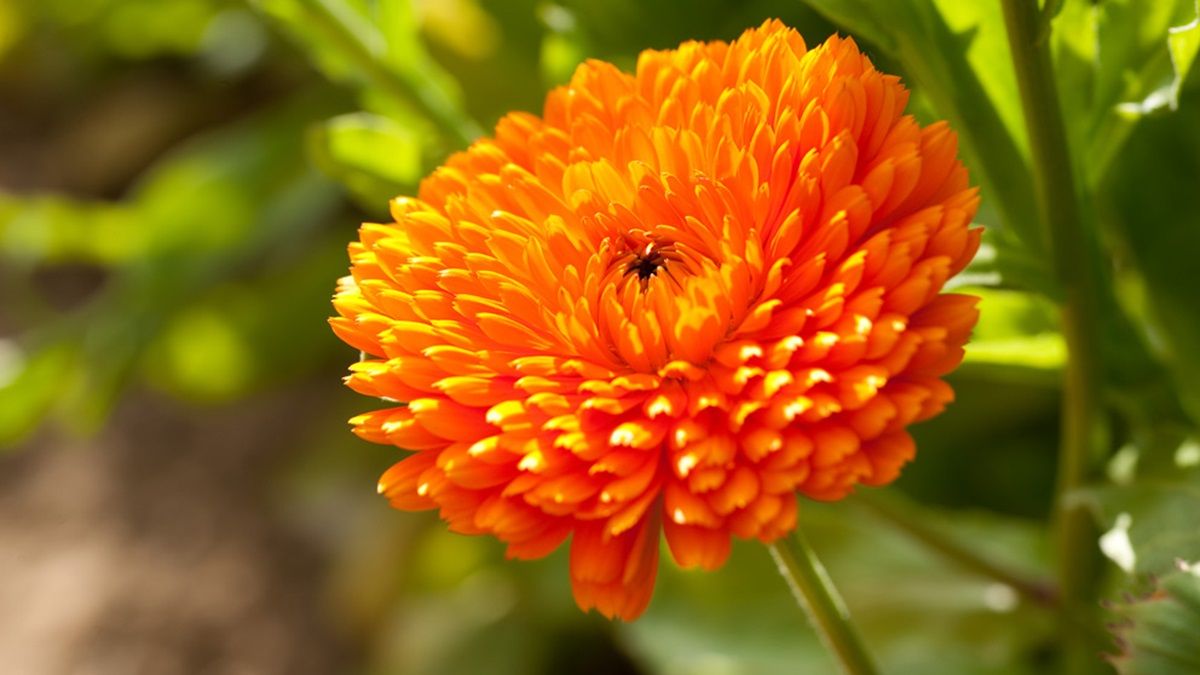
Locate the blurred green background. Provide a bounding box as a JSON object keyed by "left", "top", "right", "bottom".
{"left": 1, "top": 0, "right": 1198, "bottom": 673}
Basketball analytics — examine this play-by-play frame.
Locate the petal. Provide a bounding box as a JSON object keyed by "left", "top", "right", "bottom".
{"left": 569, "top": 513, "right": 661, "bottom": 620}
{"left": 664, "top": 519, "right": 731, "bottom": 570}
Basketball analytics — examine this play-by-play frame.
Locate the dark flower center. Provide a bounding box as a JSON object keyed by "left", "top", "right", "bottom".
{"left": 627, "top": 242, "right": 667, "bottom": 280}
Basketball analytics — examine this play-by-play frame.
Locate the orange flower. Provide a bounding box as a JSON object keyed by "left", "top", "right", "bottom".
{"left": 331, "top": 20, "right": 980, "bottom": 620}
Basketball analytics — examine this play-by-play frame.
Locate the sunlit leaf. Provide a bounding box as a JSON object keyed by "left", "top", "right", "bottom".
{"left": 308, "top": 112, "right": 423, "bottom": 208}
{"left": 0, "top": 195, "right": 144, "bottom": 265}
{"left": 956, "top": 287, "right": 1064, "bottom": 386}
{"left": 253, "top": 0, "right": 481, "bottom": 145}
{"left": 1167, "top": 3, "right": 1200, "bottom": 107}
{"left": 416, "top": 0, "right": 502, "bottom": 62}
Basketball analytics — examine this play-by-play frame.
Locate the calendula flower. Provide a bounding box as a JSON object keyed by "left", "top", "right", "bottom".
{"left": 331, "top": 20, "right": 980, "bottom": 620}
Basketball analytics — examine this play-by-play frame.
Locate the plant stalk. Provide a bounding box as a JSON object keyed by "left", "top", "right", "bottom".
{"left": 999, "top": 0, "right": 1106, "bottom": 672}
{"left": 768, "top": 532, "right": 879, "bottom": 675}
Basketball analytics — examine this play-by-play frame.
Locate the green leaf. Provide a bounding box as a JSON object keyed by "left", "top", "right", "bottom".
{"left": 1103, "top": 86, "right": 1200, "bottom": 427}
{"left": 1108, "top": 564, "right": 1200, "bottom": 675}
{"left": 1081, "top": 460, "right": 1200, "bottom": 577}
{"left": 308, "top": 112, "right": 423, "bottom": 208}
{"left": 1052, "top": 0, "right": 1199, "bottom": 185}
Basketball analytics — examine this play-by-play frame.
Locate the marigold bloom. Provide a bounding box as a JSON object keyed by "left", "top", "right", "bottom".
{"left": 331, "top": 20, "right": 980, "bottom": 620}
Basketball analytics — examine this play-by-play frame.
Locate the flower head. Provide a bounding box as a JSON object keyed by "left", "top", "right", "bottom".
{"left": 331, "top": 20, "right": 980, "bottom": 620}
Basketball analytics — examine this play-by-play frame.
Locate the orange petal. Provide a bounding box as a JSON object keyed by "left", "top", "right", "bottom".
{"left": 569, "top": 513, "right": 661, "bottom": 620}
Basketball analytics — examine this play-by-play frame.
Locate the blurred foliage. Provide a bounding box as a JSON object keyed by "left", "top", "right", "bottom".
{"left": 2, "top": 0, "right": 1200, "bottom": 673}
{"left": 622, "top": 502, "right": 1054, "bottom": 675}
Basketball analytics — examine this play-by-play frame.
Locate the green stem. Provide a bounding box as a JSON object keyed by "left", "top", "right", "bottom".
{"left": 853, "top": 492, "right": 1059, "bottom": 608}
{"left": 768, "top": 532, "right": 879, "bottom": 675}
{"left": 1000, "top": 1, "right": 1106, "bottom": 672}
{"left": 301, "top": 0, "right": 482, "bottom": 147}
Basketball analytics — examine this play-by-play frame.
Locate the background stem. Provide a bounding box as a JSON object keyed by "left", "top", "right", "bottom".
{"left": 853, "top": 492, "right": 1059, "bottom": 608}
{"left": 999, "top": 1, "right": 1107, "bottom": 672}
{"left": 768, "top": 533, "right": 879, "bottom": 675}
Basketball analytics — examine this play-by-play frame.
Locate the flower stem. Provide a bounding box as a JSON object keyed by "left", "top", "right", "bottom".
{"left": 768, "top": 532, "right": 879, "bottom": 675}
{"left": 999, "top": 1, "right": 1107, "bottom": 672}
{"left": 852, "top": 491, "right": 1059, "bottom": 608}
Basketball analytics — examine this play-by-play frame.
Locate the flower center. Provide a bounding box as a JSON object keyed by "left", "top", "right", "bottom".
{"left": 626, "top": 242, "right": 668, "bottom": 280}
{"left": 617, "top": 238, "right": 688, "bottom": 291}
{"left": 602, "top": 234, "right": 691, "bottom": 295}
